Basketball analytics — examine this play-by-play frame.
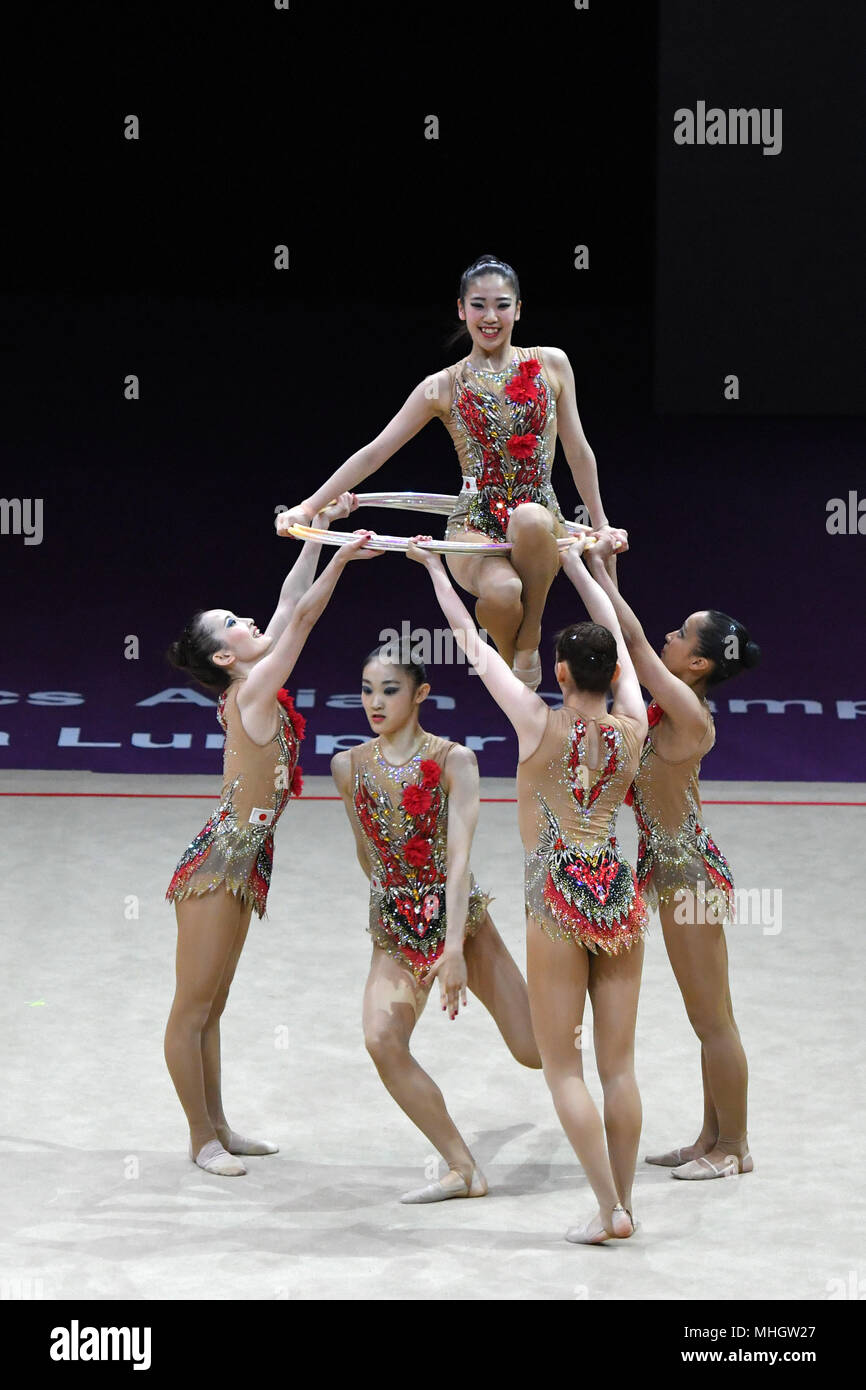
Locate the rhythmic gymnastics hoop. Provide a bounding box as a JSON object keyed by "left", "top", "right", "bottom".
{"left": 279, "top": 492, "right": 602, "bottom": 554}
{"left": 353, "top": 491, "right": 592, "bottom": 536}
{"left": 282, "top": 523, "right": 597, "bottom": 555}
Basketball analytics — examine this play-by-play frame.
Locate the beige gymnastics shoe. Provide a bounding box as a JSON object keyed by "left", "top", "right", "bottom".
{"left": 671, "top": 1153, "right": 753, "bottom": 1180}
{"left": 566, "top": 1203, "right": 635, "bottom": 1244}
{"left": 400, "top": 1166, "right": 488, "bottom": 1204}
{"left": 189, "top": 1139, "right": 247, "bottom": 1176}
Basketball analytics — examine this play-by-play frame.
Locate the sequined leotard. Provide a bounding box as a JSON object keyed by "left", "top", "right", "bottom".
{"left": 348, "top": 734, "right": 491, "bottom": 981}
{"left": 630, "top": 701, "right": 735, "bottom": 921}
{"left": 517, "top": 707, "right": 647, "bottom": 955}
{"left": 441, "top": 344, "right": 568, "bottom": 542}
{"left": 166, "top": 684, "right": 304, "bottom": 919}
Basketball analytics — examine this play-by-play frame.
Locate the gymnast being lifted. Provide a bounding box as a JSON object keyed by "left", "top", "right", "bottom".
{"left": 278, "top": 254, "right": 625, "bottom": 691}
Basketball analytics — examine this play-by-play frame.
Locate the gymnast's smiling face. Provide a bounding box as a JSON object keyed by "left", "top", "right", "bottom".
{"left": 361, "top": 658, "right": 429, "bottom": 737}
{"left": 458, "top": 273, "right": 521, "bottom": 353}
{"left": 202, "top": 608, "right": 273, "bottom": 678}
{"left": 661, "top": 611, "right": 712, "bottom": 683}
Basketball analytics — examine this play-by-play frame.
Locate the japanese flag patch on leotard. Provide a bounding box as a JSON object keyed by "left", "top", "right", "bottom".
{"left": 248, "top": 806, "right": 275, "bottom": 827}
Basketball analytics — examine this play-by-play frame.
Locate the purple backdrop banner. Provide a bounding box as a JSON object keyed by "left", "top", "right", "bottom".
{"left": 4, "top": 420, "right": 865, "bottom": 783}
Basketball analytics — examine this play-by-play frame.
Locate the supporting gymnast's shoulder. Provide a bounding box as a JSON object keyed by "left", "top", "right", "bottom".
{"left": 439, "top": 741, "right": 479, "bottom": 790}
{"left": 330, "top": 748, "right": 355, "bottom": 792}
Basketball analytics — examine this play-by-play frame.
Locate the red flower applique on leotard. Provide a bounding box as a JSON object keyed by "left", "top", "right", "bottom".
{"left": 419, "top": 759, "right": 441, "bottom": 788}
{"left": 404, "top": 835, "right": 433, "bottom": 867}
{"left": 402, "top": 783, "right": 433, "bottom": 816}
{"left": 624, "top": 701, "right": 664, "bottom": 806}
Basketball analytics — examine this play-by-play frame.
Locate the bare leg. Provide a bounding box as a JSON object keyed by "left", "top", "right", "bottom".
{"left": 475, "top": 573, "right": 524, "bottom": 670}
{"left": 505, "top": 503, "right": 561, "bottom": 664}
{"left": 193, "top": 907, "right": 276, "bottom": 1155}
{"left": 688, "top": 929, "right": 743, "bottom": 1153}
{"left": 660, "top": 895, "right": 750, "bottom": 1168}
{"left": 200, "top": 908, "right": 250, "bottom": 1136}
{"left": 446, "top": 535, "right": 523, "bottom": 668}
{"left": 463, "top": 912, "right": 542, "bottom": 1068}
{"left": 164, "top": 889, "right": 248, "bottom": 1156}
{"left": 588, "top": 939, "right": 644, "bottom": 1214}
{"left": 697, "top": 1046, "right": 719, "bottom": 1150}
{"left": 362, "top": 946, "right": 480, "bottom": 1188}
{"left": 526, "top": 916, "right": 632, "bottom": 1237}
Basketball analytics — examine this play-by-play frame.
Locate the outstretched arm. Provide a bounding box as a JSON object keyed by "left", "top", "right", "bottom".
{"left": 279, "top": 370, "right": 452, "bottom": 528}
{"left": 586, "top": 534, "right": 710, "bottom": 734}
{"left": 267, "top": 492, "right": 357, "bottom": 641}
{"left": 558, "top": 538, "right": 647, "bottom": 727}
{"left": 405, "top": 539, "right": 550, "bottom": 761}
{"left": 240, "top": 532, "right": 383, "bottom": 720}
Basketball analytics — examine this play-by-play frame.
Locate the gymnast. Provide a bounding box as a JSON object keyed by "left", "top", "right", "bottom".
{"left": 277, "top": 254, "right": 625, "bottom": 690}
{"left": 407, "top": 532, "right": 648, "bottom": 1244}
{"left": 586, "top": 530, "right": 760, "bottom": 1179}
{"left": 331, "top": 645, "right": 542, "bottom": 1204}
{"left": 163, "top": 497, "right": 379, "bottom": 1176}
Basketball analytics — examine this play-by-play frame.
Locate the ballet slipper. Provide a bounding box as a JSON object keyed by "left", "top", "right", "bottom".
{"left": 188, "top": 1138, "right": 247, "bottom": 1176}
{"left": 671, "top": 1152, "right": 753, "bottom": 1180}
{"left": 565, "top": 1203, "right": 635, "bottom": 1245}
{"left": 512, "top": 651, "right": 542, "bottom": 692}
{"left": 400, "top": 1166, "right": 488, "bottom": 1204}
{"left": 644, "top": 1145, "right": 706, "bottom": 1167}
{"left": 221, "top": 1131, "right": 279, "bottom": 1156}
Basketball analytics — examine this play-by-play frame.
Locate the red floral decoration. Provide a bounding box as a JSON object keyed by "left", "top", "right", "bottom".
{"left": 404, "top": 835, "right": 432, "bottom": 867}
{"left": 290, "top": 765, "right": 303, "bottom": 798}
{"left": 520, "top": 358, "right": 542, "bottom": 378}
{"left": 276, "top": 688, "right": 307, "bottom": 740}
{"left": 505, "top": 374, "right": 539, "bottom": 405}
{"left": 506, "top": 433, "right": 537, "bottom": 461}
{"left": 419, "top": 760, "right": 441, "bottom": 788}
{"left": 402, "top": 784, "right": 432, "bottom": 816}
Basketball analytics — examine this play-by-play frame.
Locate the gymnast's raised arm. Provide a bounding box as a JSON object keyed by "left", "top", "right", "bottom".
{"left": 268, "top": 492, "right": 357, "bottom": 641}
{"left": 239, "top": 533, "right": 382, "bottom": 726}
{"left": 558, "top": 536, "right": 647, "bottom": 729}
{"left": 585, "top": 530, "right": 711, "bottom": 740}
{"left": 405, "top": 537, "right": 550, "bottom": 762}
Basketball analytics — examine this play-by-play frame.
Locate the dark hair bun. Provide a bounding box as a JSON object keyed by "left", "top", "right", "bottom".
{"left": 742, "top": 639, "right": 761, "bottom": 670}
{"left": 696, "top": 611, "right": 760, "bottom": 686}
{"left": 554, "top": 622, "right": 617, "bottom": 694}
{"left": 165, "top": 613, "right": 231, "bottom": 694}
